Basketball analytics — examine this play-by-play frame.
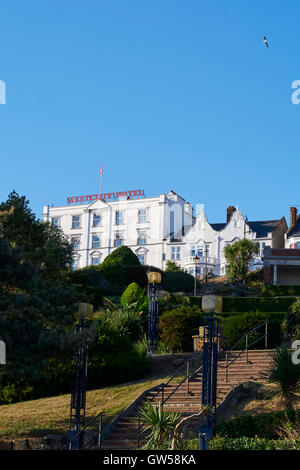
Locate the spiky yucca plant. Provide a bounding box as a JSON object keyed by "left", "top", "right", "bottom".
{"left": 267, "top": 346, "right": 300, "bottom": 406}
{"left": 137, "top": 401, "right": 181, "bottom": 450}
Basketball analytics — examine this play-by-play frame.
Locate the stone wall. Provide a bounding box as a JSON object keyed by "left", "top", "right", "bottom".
{"left": 0, "top": 431, "right": 97, "bottom": 450}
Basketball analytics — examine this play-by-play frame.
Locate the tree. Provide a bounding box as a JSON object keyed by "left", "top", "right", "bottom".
{"left": 224, "top": 238, "right": 259, "bottom": 284}
{"left": 0, "top": 236, "right": 77, "bottom": 391}
{"left": 165, "top": 261, "right": 183, "bottom": 272}
{"left": 0, "top": 191, "right": 73, "bottom": 281}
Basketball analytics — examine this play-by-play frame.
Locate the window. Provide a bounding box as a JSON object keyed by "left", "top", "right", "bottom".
{"left": 72, "top": 259, "right": 79, "bottom": 270}
{"left": 261, "top": 242, "right": 266, "bottom": 256}
{"left": 72, "top": 215, "right": 80, "bottom": 229}
{"left": 115, "top": 211, "right": 123, "bottom": 225}
{"left": 51, "top": 217, "right": 59, "bottom": 227}
{"left": 205, "top": 245, "right": 209, "bottom": 255}
{"left": 91, "top": 257, "right": 100, "bottom": 266}
{"left": 297, "top": 242, "right": 300, "bottom": 249}
{"left": 191, "top": 246, "right": 204, "bottom": 258}
{"left": 92, "top": 235, "right": 100, "bottom": 249}
{"left": 171, "top": 247, "right": 181, "bottom": 260}
{"left": 138, "top": 254, "right": 145, "bottom": 265}
{"left": 137, "top": 233, "right": 146, "bottom": 245}
{"left": 138, "top": 209, "right": 147, "bottom": 223}
{"left": 114, "top": 232, "right": 123, "bottom": 247}
{"left": 197, "top": 247, "right": 203, "bottom": 257}
{"left": 92, "top": 214, "right": 101, "bottom": 227}
{"left": 71, "top": 236, "right": 80, "bottom": 250}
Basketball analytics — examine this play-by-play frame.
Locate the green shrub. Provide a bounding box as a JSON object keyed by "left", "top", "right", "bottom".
{"left": 100, "top": 246, "right": 141, "bottom": 288}
{"left": 222, "top": 296, "right": 298, "bottom": 313}
{"left": 161, "top": 271, "right": 196, "bottom": 293}
{"left": 209, "top": 436, "right": 295, "bottom": 450}
{"left": 183, "top": 296, "right": 203, "bottom": 308}
{"left": 245, "top": 268, "right": 264, "bottom": 285}
{"left": 159, "top": 294, "right": 188, "bottom": 314}
{"left": 262, "top": 285, "right": 300, "bottom": 297}
{"left": 68, "top": 265, "right": 112, "bottom": 308}
{"left": 158, "top": 306, "right": 204, "bottom": 352}
{"left": 0, "top": 382, "right": 34, "bottom": 405}
{"left": 87, "top": 312, "right": 150, "bottom": 388}
{"left": 267, "top": 346, "right": 300, "bottom": 403}
{"left": 222, "top": 311, "right": 283, "bottom": 349}
{"left": 216, "top": 409, "right": 300, "bottom": 439}
{"left": 120, "top": 282, "right": 146, "bottom": 307}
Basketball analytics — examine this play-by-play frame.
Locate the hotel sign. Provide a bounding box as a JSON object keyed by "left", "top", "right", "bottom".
{"left": 67, "top": 189, "right": 145, "bottom": 204}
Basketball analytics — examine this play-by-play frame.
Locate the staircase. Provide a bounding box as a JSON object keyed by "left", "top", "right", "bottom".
{"left": 100, "top": 349, "right": 273, "bottom": 450}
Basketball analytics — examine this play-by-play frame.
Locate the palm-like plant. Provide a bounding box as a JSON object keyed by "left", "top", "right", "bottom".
{"left": 267, "top": 346, "right": 300, "bottom": 406}
{"left": 137, "top": 401, "right": 181, "bottom": 450}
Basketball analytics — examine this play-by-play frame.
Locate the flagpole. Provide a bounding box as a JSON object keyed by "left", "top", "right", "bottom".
{"left": 99, "top": 164, "right": 103, "bottom": 198}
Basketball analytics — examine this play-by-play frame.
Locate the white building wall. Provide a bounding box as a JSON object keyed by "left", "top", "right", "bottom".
{"left": 43, "top": 191, "right": 194, "bottom": 270}
{"left": 43, "top": 193, "right": 278, "bottom": 274}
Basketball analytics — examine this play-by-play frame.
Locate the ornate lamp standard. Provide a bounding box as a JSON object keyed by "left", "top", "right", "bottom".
{"left": 193, "top": 255, "right": 200, "bottom": 296}
{"left": 204, "top": 247, "right": 208, "bottom": 285}
{"left": 67, "top": 302, "right": 93, "bottom": 450}
{"left": 147, "top": 271, "right": 162, "bottom": 355}
{"left": 199, "top": 295, "right": 222, "bottom": 450}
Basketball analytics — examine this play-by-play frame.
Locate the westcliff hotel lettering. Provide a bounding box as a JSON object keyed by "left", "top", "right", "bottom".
{"left": 67, "top": 189, "right": 145, "bottom": 204}
{"left": 43, "top": 189, "right": 290, "bottom": 275}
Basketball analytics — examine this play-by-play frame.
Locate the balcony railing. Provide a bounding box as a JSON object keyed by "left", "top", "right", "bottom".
{"left": 184, "top": 256, "right": 217, "bottom": 266}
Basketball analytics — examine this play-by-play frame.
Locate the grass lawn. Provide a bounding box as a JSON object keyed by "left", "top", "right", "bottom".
{"left": 0, "top": 377, "right": 167, "bottom": 439}
{"left": 0, "top": 353, "right": 201, "bottom": 440}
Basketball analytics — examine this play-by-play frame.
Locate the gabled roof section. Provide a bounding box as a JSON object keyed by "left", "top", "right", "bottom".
{"left": 246, "top": 220, "right": 281, "bottom": 238}
{"left": 210, "top": 223, "right": 227, "bottom": 231}
{"left": 87, "top": 199, "right": 109, "bottom": 210}
{"left": 287, "top": 215, "right": 300, "bottom": 238}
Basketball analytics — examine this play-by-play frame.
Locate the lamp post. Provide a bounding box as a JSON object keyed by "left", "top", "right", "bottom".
{"left": 147, "top": 271, "right": 162, "bottom": 355}
{"left": 205, "top": 247, "right": 208, "bottom": 285}
{"left": 193, "top": 255, "right": 200, "bottom": 296}
{"left": 199, "top": 295, "right": 222, "bottom": 451}
{"left": 67, "top": 302, "right": 93, "bottom": 450}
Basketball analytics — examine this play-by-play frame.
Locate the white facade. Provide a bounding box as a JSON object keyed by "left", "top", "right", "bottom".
{"left": 181, "top": 205, "right": 282, "bottom": 277}
{"left": 43, "top": 191, "right": 286, "bottom": 275}
{"left": 43, "top": 191, "right": 193, "bottom": 270}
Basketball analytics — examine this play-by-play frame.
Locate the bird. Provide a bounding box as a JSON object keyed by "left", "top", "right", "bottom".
{"left": 263, "top": 36, "right": 269, "bottom": 48}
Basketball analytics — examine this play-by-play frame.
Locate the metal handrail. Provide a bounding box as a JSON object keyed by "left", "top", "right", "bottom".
{"left": 149, "top": 359, "right": 191, "bottom": 403}
{"left": 137, "top": 359, "right": 203, "bottom": 448}
{"left": 221, "top": 321, "right": 268, "bottom": 382}
{"left": 63, "top": 412, "right": 104, "bottom": 450}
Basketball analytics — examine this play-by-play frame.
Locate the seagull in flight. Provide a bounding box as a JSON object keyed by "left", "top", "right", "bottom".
{"left": 263, "top": 36, "right": 269, "bottom": 48}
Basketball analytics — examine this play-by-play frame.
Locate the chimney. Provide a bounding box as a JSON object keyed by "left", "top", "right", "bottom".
{"left": 227, "top": 206, "right": 236, "bottom": 223}
{"left": 290, "top": 206, "right": 298, "bottom": 227}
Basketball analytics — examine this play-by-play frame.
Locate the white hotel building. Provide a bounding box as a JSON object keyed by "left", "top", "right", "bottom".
{"left": 43, "top": 190, "right": 287, "bottom": 276}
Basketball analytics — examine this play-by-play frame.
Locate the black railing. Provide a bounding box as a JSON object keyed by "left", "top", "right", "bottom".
{"left": 222, "top": 321, "right": 268, "bottom": 382}
{"left": 137, "top": 358, "right": 203, "bottom": 448}
{"left": 63, "top": 412, "right": 104, "bottom": 450}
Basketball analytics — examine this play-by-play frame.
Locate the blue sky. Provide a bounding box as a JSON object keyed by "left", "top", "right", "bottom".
{"left": 0, "top": 0, "right": 300, "bottom": 224}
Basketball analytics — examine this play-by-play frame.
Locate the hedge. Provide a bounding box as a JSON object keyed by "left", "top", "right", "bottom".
{"left": 184, "top": 296, "right": 298, "bottom": 313}
{"left": 160, "top": 271, "right": 196, "bottom": 293}
{"left": 262, "top": 285, "right": 300, "bottom": 297}
{"left": 221, "top": 311, "right": 283, "bottom": 349}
